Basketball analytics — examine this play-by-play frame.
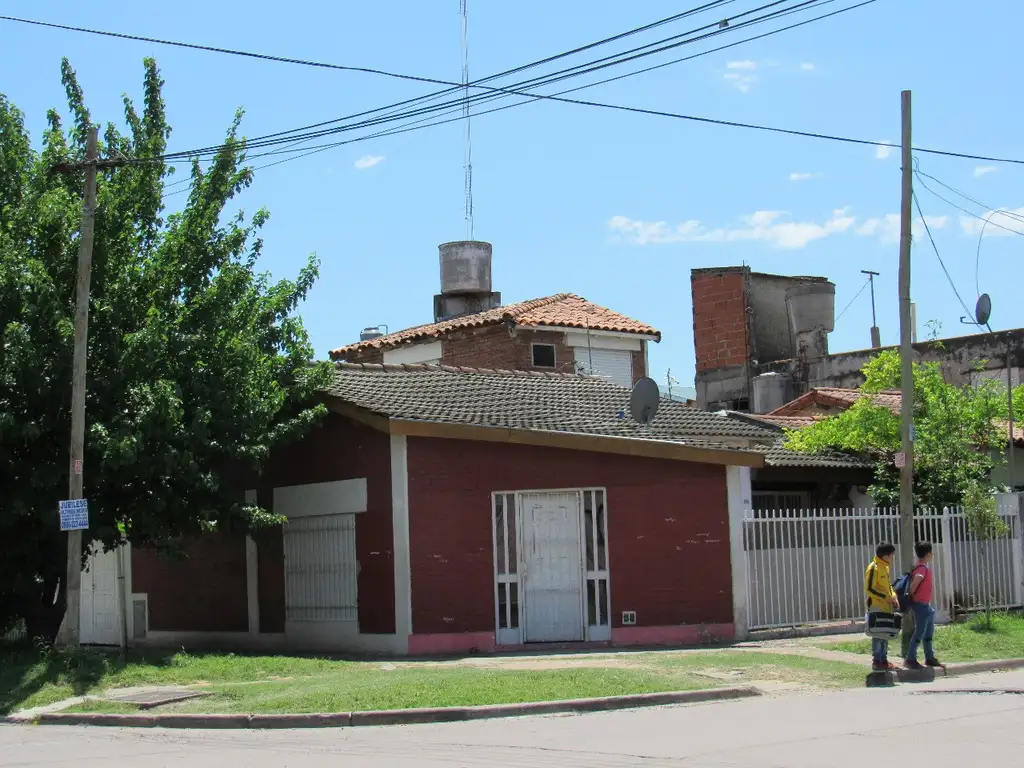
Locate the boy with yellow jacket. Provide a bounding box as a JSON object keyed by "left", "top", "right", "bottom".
{"left": 864, "top": 542, "right": 901, "bottom": 671}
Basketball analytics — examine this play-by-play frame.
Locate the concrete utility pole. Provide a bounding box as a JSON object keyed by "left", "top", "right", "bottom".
{"left": 862, "top": 270, "right": 881, "bottom": 348}
{"left": 1008, "top": 340, "right": 1016, "bottom": 491}
{"left": 897, "top": 92, "right": 916, "bottom": 655}
{"left": 57, "top": 125, "right": 99, "bottom": 647}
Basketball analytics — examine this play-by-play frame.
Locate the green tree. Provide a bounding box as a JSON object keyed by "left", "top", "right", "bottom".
{"left": 784, "top": 349, "right": 1007, "bottom": 508}
{"left": 0, "top": 59, "right": 330, "bottom": 638}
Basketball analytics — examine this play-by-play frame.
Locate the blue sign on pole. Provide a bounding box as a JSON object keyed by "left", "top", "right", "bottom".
{"left": 59, "top": 499, "right": 89, "bottom": 531}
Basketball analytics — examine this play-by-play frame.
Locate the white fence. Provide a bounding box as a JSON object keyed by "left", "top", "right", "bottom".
{"left": 743, "top": 506, "right": 1024, "bottom": 631}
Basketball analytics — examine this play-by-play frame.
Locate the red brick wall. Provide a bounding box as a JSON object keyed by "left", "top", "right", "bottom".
{"left": 405, "top": 437, "right": 731, "bottom": 635}
{"left": 338, "top": 326, "right": 647, "bottom": 379}
{"left": 133, "top": 415, "right": 396, "bottom": 635}
{"left": 691, "top": 269, "right": 750, "bottom": 372}
{"left": 261, "top": 414, "right": 396, "bottom": 634}
{"left": 442, "top": 326, "right": 580, "bottom": 374}
{"left": 132, "top": 534, "right": 249, "bottom": 633}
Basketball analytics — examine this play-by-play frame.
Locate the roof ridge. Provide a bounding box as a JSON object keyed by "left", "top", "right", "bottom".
{"left": 333, "top": 360, "right": 600, "bottom": 380}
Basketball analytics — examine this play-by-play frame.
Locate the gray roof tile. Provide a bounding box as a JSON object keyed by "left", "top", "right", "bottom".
{"left": 324, "top": 363, "right": 768, "bottom": 442}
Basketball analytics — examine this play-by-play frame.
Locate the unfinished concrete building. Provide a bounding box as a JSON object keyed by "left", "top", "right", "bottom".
{"left": 691, "top": 266, "right": 1024, "bottom": 413}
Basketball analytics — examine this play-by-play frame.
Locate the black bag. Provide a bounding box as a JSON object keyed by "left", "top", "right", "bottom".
{"left": 866, "top": 610, "right": 902, "bottom": 639}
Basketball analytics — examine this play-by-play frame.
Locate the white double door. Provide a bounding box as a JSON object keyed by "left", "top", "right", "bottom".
{"left": 80, "top": 544, "right": 122, "bottom": 646}
{"left": 519, "top": 492, "right": 585, "bottom": 643}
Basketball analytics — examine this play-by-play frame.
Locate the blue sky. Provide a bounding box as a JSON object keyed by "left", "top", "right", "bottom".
{"left": 2, "top": 0, "right": 1021, "bottom": 389}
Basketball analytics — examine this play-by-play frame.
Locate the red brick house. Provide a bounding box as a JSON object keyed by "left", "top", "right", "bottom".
{"left": 332, "top": 292, "right": 659, "bottom": 389}
{"left": 98, "top": 363, "right": 782, "bottom": 655}
{"left": 330, "top": 240, "right": 659, "bottom": 388}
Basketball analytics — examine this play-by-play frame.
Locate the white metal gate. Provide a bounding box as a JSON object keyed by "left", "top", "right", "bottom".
{"left": 80, "top": 543, "right": 121, "bottom": 646}
{"left": 742, "top": 506, "right": 1024, "bottom": 631}
{"left": 520, "top": 492, "right": 584, "bottom": 643}
{"left": 283, "top": 514, "right": 358, "bottom": 622}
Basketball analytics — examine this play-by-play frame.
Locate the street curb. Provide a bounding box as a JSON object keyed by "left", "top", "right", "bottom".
{"left": 1, "top": 686, "right": 759, "bottom": 730}
{"left": 943, "top": 658, "right": 1024, "bottom": 677}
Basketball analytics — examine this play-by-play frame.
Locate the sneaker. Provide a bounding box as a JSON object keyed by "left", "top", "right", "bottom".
{"left": 904, "top": 659, "right": 924, "bottom": 670}
{"left": 925, "top": 658, "right": 945, "bottom": 668}
{"left": 871, "top": 661, "right": 889, "bottom": 671}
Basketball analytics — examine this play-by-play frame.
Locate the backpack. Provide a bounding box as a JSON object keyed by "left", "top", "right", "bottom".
{"left": 893, "top": 571, "right": 914, "bottom": 612}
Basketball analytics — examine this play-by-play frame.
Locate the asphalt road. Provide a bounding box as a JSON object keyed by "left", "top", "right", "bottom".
{"left": 4, "top": 671, "right": 1024, "bottom": 767}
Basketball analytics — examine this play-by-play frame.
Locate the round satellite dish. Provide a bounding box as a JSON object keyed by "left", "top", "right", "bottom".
{"left": 975, "top": 293, "right": 992, "bottom": 326}
{"left": 629, "top": 377, "right": 661, "bottom": 425}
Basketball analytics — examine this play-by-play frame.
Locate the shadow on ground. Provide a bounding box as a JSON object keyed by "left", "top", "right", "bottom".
{"left": 0, "top": 642, "right": 178, "bottom": 715}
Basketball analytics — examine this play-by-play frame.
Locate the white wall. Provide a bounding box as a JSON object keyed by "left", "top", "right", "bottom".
{"left": 383, "top": 341, "right": 443, "bottom": 365}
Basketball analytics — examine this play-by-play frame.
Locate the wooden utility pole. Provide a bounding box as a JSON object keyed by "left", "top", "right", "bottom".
{"left": 862, "top": 269, "right": 881, "bottom": 348}
{"left": 57, "top": 125, "right": 99, "bottom": 647}
{"left": 897, "top": 91, "right": 916, "bottom": 656}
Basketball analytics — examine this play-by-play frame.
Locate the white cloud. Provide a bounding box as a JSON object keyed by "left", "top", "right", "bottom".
{"left": 875, "top": 142, "right": 894, "bottom": 160}
{"left": 959, "top": 208, "right": 1024, "bottom": 237}
{"left": 789, "top": 172, "right": 822, "bottom": 182}
{"left": 973, "top": 165, "right": 998, "bottom": 179}
{"left": 354, "top": 155, "right": 385, "bottom": 170}
{"left": 799, "top": 62, "right": 816, "bottom": 71}
{"left": 609, "top": 206, "right": 955, "bottom": 250}
{"left": 608, "top": 209, "right": 856, "bottom": 250}
{"left": 723, "top": 72, "right": 757, "bottom": 92}
{"left": 726, "top": 60, "right": 758, "bottom": 70}
{"left": 856, "top": 213, "right": 949, "bottom": 244}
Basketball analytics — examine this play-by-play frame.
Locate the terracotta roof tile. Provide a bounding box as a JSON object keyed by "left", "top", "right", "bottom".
{"left": 769, "top": 388, "right": 1023, "bottom": 446}
{"left": 769, "top": 387, "right": 902, "bottom": 416}
{"left": 329, "top": 293, "right": 660, "bottom": 359}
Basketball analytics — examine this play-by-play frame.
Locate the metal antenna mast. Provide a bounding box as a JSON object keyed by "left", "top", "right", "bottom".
{"left": 460, "top": 0, "right": 474, "bottom": 240}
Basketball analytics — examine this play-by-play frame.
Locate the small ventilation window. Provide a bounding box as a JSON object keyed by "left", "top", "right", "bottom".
{"left": 532, "top": 343, "right": 556, "bottom": 368}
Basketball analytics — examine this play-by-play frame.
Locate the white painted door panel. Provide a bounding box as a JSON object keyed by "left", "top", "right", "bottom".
{"left": 573, "top": 347, "right": 633, "bottom": 388}
{"left": 521, "top": 492, "right": 584, "bottom": 643}
{"left": 80, "top": 544, "right": 120, "bottom": 646}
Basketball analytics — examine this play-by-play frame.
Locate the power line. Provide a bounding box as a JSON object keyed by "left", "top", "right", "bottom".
{"left": 913, "top": 171, "right": 1024, "bottom": 237}
{"left": 835, "top": 277, "right": 871, "bottom": 323}
{"left": 140, "top": 6, "right": 1024, "bottom": 172}
{"left": 914, "top": 167, "right": 1024, "bottom": 224}
{"left": 912, "top": 190, "right": 974, "bottom": 320}
{"left": 153, "top": 0, "right": 828, "bottom": 161}
{"left": 163, "top": 0, "right": 873, "bottom": 181}
{"left": 0, "top": 1, "right": 773, "bottom": 154}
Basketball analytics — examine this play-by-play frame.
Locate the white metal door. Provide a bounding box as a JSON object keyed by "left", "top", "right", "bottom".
{"left": 520, "top": 492, "right": 584, "bottom": 642}
{"left": 80, "top": 544, "right": 121, "bottom": 646}
{"left": 573, "top": 348, "right": 633, "bottom": 388}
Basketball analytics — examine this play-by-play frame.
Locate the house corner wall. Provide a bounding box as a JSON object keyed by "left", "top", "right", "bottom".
{"left": 692, "top": 268, "right": 751, "bottom": 410}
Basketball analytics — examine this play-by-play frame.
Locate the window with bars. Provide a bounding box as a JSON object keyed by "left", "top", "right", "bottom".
{"left": 493, "top": 492, "right": 520, "bottom": 632}
{"left": 583, "top": 489, "right": 610, "bottom": 631}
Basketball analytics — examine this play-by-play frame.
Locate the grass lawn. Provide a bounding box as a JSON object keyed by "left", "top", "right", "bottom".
{"left": 829, "top": 612, "right": 1024, "bottom": 662}
{"left": 1, "top": 645, "right": 865, "bottom": 716}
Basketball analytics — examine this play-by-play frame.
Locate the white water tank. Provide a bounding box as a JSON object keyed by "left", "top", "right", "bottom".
{"left": 359, "top": 326, "right": 385, "bottom": 342}
{"left": 439, "top": 241, "right": 492, "bottom": 295}
{"left": 752, "top": 372, "right": 790, "bottom": 414}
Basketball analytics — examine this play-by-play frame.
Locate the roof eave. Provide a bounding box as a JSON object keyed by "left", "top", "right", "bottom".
{"left": 324, "top": 398, "right": 763, "bottom": 468}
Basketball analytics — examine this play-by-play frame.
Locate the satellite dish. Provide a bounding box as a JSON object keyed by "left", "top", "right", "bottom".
{"left": 975, "top": 294, "right": 992, "bottom": 326}
{"left": 629, "top": 377, "right": 661, "bottom": 425}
